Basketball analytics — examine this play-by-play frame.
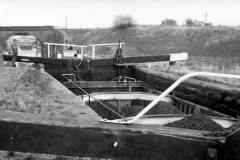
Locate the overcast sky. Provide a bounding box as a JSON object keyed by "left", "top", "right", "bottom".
{"left": 0, "top": 0, "right": 240, "bottom": 28}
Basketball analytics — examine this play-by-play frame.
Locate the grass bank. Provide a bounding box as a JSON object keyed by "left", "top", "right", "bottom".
{"left": 137, "top": 56, "right": 240, "bottom": 86}
{"left": 60, "top": 26, "right": 240, "bottom": 57}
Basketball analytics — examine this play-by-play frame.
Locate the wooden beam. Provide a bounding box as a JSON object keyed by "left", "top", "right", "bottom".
{"left": 116, "top": 55, "right": 171, "bottom": 65}
{"left": 3, "top": 54, "right": 187, "bottom": 67}
{"left": 63, "top": 81, "right": 142, "bottom": 89}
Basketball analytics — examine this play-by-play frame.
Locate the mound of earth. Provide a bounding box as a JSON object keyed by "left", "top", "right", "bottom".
{"left": 164, "top": 114, "right": 224, "bottom": 131}
{"left": 0, "top": 66, "right": 83, "bottom": 117}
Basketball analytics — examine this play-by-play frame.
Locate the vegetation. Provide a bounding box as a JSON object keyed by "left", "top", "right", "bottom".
{"left": 0, "top": 66, "right": 52, "bottom": 113}
{"left": 0, "top": 66, "right": 80, "bottom": 116}
{"left": 138, "top": 56, "right": 240, "bottom": 86}
{"left": 19, "top": 68, "right": 52, "bottom": 97}
{"left": 185, "top": 18, "right": 212, "bottom": 27}
{"left": 161, "top": 19, "right": 178, "bottom": 26}
{"left": 59, "top": 25, "right": 240, "bottom": 87}
{"left": 112, "top": 15, "right": 136, "bottom": 30}
{"left": 61, "top": 26, "right": 240, "bottom": 57}
{"left": 185, "top": 18, "right": 195, "bottom": 26}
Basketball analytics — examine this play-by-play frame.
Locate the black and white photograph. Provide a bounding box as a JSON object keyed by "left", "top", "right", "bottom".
{"left": 0, "top": 0, "right": 240, "bottom": 159}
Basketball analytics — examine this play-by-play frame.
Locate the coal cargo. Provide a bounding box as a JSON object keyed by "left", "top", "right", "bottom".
{"left": 164, "top": 114, "right": 224, "bottom": 131}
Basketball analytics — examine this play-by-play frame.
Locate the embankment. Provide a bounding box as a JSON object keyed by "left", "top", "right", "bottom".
{"left": 61, "top": 26, "right": 240, "bottom": 57}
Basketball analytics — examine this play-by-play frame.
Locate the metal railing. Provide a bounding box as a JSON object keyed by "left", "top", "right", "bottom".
{"left": 89, "top": 42, "right": 125, "bottom": 59}
{"left": 44, "top": 42, "right": 87, "bottom": 59}
{"left": 62, "top": 75, "right": 127, "bottom": 121}
{"left": 44, "top": 42, "right": 125, "bottom": 60}
{"left": 62, "top": 74, "right": 76, "bottom": 82}
{"left": 120, "top": 76, "right": 137, "bottom": 82}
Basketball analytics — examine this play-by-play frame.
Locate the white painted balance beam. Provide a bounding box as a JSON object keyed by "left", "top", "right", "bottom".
{"left": 169, "top": 52, "right": 188, "bottom": 62}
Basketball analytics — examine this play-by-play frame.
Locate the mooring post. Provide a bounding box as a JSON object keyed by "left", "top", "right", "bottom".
{"left": 80, "top": 47, "right": 84, "bottom": 60}
{"left": 118, "top": 100, "right": 121, "bottom": 113}
{"left": 47, "top": 44, "right": 50, "bottom": 58}
{"left": 88, "top": 95, "right": 91, "bottom": 107}
{"left": 92, "top": 46, "right": 95, "bottom": 59}
{"left": 147, "top": 63, "right": 151, "bottom": 69}
{"left": 97, "top": 102, "right": 99, "bottom": 114}
{"left": 128, "top": 82, "right": 132, "bottom": 92}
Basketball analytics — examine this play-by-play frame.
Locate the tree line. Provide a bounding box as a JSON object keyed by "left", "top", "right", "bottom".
{"left": 113, "top": 15, "right": 212, "bottom": 30}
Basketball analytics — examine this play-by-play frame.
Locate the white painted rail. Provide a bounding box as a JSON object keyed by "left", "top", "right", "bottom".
{"left": 44, "top": 42, "right": 87, "bottom": 48}
{"left": 89, "top": 42, "right": 125, "bottom": 59}
{"left": 170, "top": 52, "right": 188, "bottom": 61}
{"left": 44, "top": 42, "right": 125, "bottom": 60}
{"left": 44, "top": 42, "right": 87, "bottom": 59}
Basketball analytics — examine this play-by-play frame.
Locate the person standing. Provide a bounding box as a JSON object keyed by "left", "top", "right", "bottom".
{"left": 11, "top": 39, "right": 18, "bottom": 67}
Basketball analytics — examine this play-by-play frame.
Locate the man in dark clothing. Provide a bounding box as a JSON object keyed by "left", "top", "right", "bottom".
{"left": 11, "top": 39, "right": 18, "bottom": 67}
{"left": 114, "top": 47, "right": 123, "bottom": 63}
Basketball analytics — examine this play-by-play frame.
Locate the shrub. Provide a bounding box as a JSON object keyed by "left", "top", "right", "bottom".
{"left": 185, "top": 18, "right": 194, "bottom": 26}
{"left": 19, "top": 68, "right": 52, "bottom": 97}
{"left": 161, "top": 19, "right": 178, "bottom": 26}
{"left": 185, "top": 18, "right": 211, "bottom": 27}
{"left": 112, "top": 15, "right": 136, "bottom": 30}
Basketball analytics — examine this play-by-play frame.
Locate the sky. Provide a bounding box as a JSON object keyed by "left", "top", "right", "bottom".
{"left": 0, "top": 0, "right": 240, "bottom": 28}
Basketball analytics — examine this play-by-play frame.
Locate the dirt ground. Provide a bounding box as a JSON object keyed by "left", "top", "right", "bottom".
{"left": 0, "top": 65, "right": 87, "bottom": 117}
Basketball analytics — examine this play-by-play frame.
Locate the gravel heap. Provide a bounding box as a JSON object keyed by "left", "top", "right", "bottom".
{"left": 146, "top": 102, "right": 183, "bottom": 115}
{"left": 164, "top": 114, "right": 224, "bottom": 131}
{"left": 122, "top": 101, "right": 183, "bottom": 117}
{"left": 204, "top": 120, "right": 240, "bottom": 137}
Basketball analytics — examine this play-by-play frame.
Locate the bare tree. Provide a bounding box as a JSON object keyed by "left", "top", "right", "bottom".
{"left": 112, "top": 15, "right": 136, "bottom": 30}
{"left": 185, "top": 18, "right": 194, "bottom": 26}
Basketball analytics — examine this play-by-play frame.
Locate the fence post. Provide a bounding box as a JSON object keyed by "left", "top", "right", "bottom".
{"left": 92, "top": 46, "right": 95, "bottom": 59}
{"left": 47, "top": 44, "right": 50, "bottom": 58}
